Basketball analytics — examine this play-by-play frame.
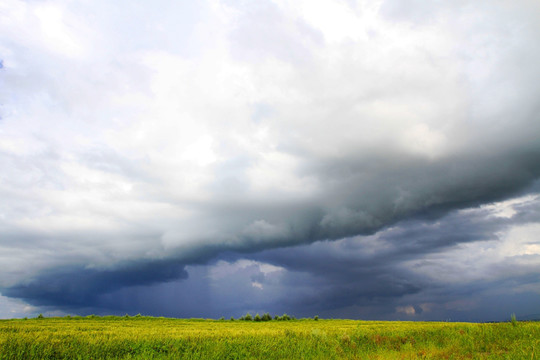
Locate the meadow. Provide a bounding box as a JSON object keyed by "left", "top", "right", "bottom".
{"left": 0, "top": 315, "right": 538, "bottom": 359}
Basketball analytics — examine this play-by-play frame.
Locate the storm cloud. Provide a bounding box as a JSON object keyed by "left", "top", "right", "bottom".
{"left": 1, "top": 0, "right": 540, "bottom": 321}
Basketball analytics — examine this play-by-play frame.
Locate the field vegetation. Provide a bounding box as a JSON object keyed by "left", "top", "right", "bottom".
{"left": 0, "top": 315, "right": 538, "bottom": 359}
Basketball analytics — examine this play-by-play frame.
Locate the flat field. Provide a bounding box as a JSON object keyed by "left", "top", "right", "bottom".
{"left": 0, "top": 316, "right": 538, "bottom": 359}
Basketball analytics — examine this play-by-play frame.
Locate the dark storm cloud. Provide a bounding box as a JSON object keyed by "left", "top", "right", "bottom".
{"left": 240, "top": 194, "right": 540, "bottom": 319}
{"left": 3, "top": 260, "right": 187, "bottom": 308}
{"left": 1, "top": 0, "right": 540, "bottom": 320}
{"left": 84, "top": 194, "right": 540, "bottom": 321}
{"left": 33, "top": 193, "right": 537, "bottom": 320}
{"left": 201, "top": 146, "right": 540, "bottom": 252}
{"left": 2, "top": 149, "right": 540, "bottom": 315}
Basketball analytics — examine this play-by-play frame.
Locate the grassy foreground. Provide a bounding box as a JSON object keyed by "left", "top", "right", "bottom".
{"left": 0, "top": 316, "right": 538, "bottom": 359}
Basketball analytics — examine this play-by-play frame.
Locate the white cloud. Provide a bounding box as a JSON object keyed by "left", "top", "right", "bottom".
{"left": 0, "top": 295, "right": 36, "bottom": 319}
{"left": 209, "top": 259, "right": 285, "bottom": 281}
{"left": 396, "top": 305, "right": 415, "bottom": 315}
{"left": 33, "top": 3, "right": 86, "bottom": 58}
{"left": 481, "top": 194, "right": 539, "bottom": 219}
{"left": 251, "top": 281, "right": 263, "bottom": 290}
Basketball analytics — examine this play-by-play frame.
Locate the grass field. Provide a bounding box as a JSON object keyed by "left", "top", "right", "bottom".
{"left": 0, "top": 316, "right": 538, "bottom": 359}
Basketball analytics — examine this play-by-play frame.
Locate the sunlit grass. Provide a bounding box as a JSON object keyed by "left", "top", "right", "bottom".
{"left": 0, "top": 316, "right": 538, "bottom": 359}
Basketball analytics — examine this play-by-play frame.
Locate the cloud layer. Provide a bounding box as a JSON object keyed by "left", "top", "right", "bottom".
{"left": 1, "top": 0, "right": 540, "bottom": 320}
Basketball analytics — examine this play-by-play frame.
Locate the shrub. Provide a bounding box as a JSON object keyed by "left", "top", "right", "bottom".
{"left": 262, "top": 313, "right": 272, "bottom": 321}
{"left": 314, "top": 315, "right": 319, "bottom": 321}
{"left": 511, "top": 313, "right": 518, "bottom": 327}
{"left": 37, "top": 313, "right": 44, "bottom": 319}
{"left": 230, "top": 316, "right": 235, "bottom": 321}
{"left": 243, "top": 313, "right": 253, "bottom": 321}
{"left": 254, "top": 313, "right": 262, "bottom": 322}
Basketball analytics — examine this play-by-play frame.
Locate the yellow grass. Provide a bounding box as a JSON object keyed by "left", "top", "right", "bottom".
{"left": 0, "top": 316, "right": 538, "bottom": 359}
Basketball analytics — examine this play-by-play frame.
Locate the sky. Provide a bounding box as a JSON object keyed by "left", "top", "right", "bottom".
{"left": 1, "top": 0, "right": 540, "bottom": 322}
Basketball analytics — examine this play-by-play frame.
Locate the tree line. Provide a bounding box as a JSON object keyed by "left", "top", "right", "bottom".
{"left": 222, "top": 313, "right": 319, "bottom": 321}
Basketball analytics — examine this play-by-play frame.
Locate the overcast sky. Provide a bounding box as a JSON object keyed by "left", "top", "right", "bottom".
{"left": 1, "top": 0, "right": 540, "bottom": 321}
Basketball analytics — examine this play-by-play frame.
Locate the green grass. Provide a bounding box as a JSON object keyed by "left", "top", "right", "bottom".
{"left": 0, "top": 316, "right": 538, "bottom": 359}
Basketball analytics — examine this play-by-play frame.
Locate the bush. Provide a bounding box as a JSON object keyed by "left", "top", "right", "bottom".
{"left": 511, "top": 313, "right": 518, "bottom": 327}
{"left": 242, "top": 313, "right": 253, "bottom": 321}
{"left": 262, "top": 313, "right": 272, "bottom": 321}
{"left": 314, "top": 315, "right": 319, "bottom": 321}
{"left": 37, "top": 314, "right": 44, "bottom": 319}
{"left": 230, "top": 316, "right": 235, "bottom": 321}
{"left": 254, "top": 313, "right": 261, "bottom": 322}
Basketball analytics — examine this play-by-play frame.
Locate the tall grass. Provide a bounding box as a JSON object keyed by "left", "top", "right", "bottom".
{"left": 0, "top": 316, "right": 538, "bottom": 359}
{"left": 511, "top": 313, "right": 518, "bottom": 327}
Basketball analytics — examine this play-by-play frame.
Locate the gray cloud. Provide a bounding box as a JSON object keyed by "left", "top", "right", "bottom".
{"left": 1, "top": 0, "right": 540, "bottom": 320}
{"left": 6, "top": 190, "right": 538, "bottom": 321}
{"left": 240, "top": 193, "right": 540, "bottom": 320}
